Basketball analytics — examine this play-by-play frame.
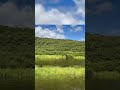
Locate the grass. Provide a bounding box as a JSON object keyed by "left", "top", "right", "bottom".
{"left": 35, "top": 55, "right": 85, "bottom": 67}
{"left": 0, "top": 68, "right": 34, "bottom": 90}
{"left": 36, "top": 55, "right": 66, "bottom": 60}
{"left": 35, "top": 55, "right": 85, "bottom": 90}
{"left": 0, "top": 68, "right": 34, "bottom": 80}
{"left": 93, "top": 71, "right": 120, "bottom": 80}
{"left": 35, "top": 66, "right": 85, "bottom": 90}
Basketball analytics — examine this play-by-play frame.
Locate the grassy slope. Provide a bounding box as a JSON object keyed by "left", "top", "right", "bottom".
{"left": 86, "top": 33, "right": 120, "bottom": 79}
{"left": 35, "top": 37, "right": 85, "bottom": 56}
{"left": 35, "top": 37, "right": 85, "bottom": 90}
{"left": 0, "top": 26, "right": 34, "bottom": 82}
{"left": 0, "top": 25, "right": 34, "bottom": 68}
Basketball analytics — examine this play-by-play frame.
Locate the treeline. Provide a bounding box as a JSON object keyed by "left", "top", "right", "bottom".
{"left": 86, "top": 33, "right": 120, "bottom": 78}
{"left": 35, "top": 37, "right": 85, "bottom": 56}
{"left": 0, "top": 26, "right": 34, "bottom": 68}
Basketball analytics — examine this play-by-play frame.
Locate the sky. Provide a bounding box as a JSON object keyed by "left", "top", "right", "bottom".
{"left": 86, "top": 0, "right": 120, "bottom": 36}
{"left": 35, "top": 0, "right": 85, "bottom": 25}
{"left": 35, "top": 0, "right": 85, "bottom": 41}
{"left": 0, "top": 0, "right": 120, "bottom": 36}
{"left": 35, "top": 25, "right": 85, "bottom": 41}
{"left": 0, "top": 0, "right": 34, "bottom": 28}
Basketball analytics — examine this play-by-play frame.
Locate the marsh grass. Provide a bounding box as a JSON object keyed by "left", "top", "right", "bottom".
{"left": 35, "top": 55, "right": 85, "bottom": 67}
{"left": 35, "top": 66, "right": 85, "bottom": 90}
{"left": 0, "top": 68, "right": 34, "bottom": 80}
{"left": 35, "top": 55, "right": 85, "bottom": 90}
{"left": 93, "top": 71, "right": 120, "bottom": 80}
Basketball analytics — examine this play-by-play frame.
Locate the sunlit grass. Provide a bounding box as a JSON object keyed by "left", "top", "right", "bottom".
{"left": 35, "top": 66, "right": 85, "bottom": 90}
{"left": 35, "top": 55, "right": 85, "bottom": 67}
{"left": 36, "top": 55, "right": 66, "bottom": 60}
{"left": 35, "top": 55, "right": 85, "bottom": 90}
{"left": 73, "top": 56, "right": 85, "bottom": 60}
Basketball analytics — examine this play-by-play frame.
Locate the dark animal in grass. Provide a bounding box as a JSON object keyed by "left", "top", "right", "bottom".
{"left": 65, "top": 55, "right": 68, "bottom": 60}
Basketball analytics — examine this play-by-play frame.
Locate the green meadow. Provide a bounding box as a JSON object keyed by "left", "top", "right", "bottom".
{"left": 35, "top": 38, "right": 85, "bottom": 90}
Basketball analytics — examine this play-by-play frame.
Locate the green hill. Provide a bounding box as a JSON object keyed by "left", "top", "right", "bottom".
{"left": 0, "top": 26, "right": 34, "bottom": 68}
{"left": 35, "top": 37, "right": 85, "bottom": 56}
{"left": 86, "top": 33, "right": 120, "bottom": 79}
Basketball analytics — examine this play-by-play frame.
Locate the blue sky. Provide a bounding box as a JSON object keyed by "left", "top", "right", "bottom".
{"left": 0, "top": 0, "right": 120, "bottom": 36}
{"left": 86, "top": 0, "right": 120, "bottom": 36}
{"left": 36, "top": 0, "right": 75, "bottom": 10}
{"left": 0, "top": 0, "right": 34, "bottom": 8}
{"left": 35, "top": 25, "right": 85, "bottom": 41}
{"left": 35, "top": 0, "right": 85, "bottom": 24}
{"left": 35, "top": 0, "right": 85, "bottom": 41}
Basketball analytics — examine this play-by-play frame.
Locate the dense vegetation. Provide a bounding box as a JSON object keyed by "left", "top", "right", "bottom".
{"left": 86, "top": 33, "right": 120, "bottom": 90}
{"left": 0, "top": 26, "right": 34, "bottom": 90}
{"left": 35, "top": 37, "right": 85, "bottom": 56}
{"left": 86, "top": 33, "right": 120, "bottom": 79}
{"left": 36, "top": 66, "right": 85, "bottom": 90}
{"left": 35, "top": 37, "right": 85, "bottom": 90}
{"left": 0, "top": 25, "right": 34, "bottom": 68}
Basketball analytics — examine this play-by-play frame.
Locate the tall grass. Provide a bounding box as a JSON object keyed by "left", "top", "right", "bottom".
{"left": 35, "top": 55, "right": 85, "bottom": 67}
{"left": 35, "top": 66, "right": 85, "bottom": 90}
{"left": 36, "top": 55, "right": 66, "bottom": 60}
{"left": 93, "top": 71, "right": 120, "bottom": 80}
{"left": 73, "top": 56, "right": 85, "bottom": 60}
{"left": 35, "top": 55, "right": 85, "bottom": 90}
{"left": 0, "top": 69, "right": 34, "bottom": 80}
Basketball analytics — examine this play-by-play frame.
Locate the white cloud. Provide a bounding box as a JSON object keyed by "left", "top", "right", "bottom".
{"left": 35, "top": 1, "right": 85, "bottom": 25}
{"left": 0, "top": 2, "right": 34, "bottom": 28}
{"left": 70, "top": 25, "right": 83, "bottom": 32}
{"left": 79, "top": 38, "right": 85, "bottom": 41}
{"left": 74, "top": 26, "right": 83, "bottom": 32}
{"left": 73, "top": 0, "right": 85, "bottom": 18}
{"left": 56, "top": 25, "right": 64, "bottom": 33}
{"left": 35, "top": 26, "right": 65, "bottom": 39}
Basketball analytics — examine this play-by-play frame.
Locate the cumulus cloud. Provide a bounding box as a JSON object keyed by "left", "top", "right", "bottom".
{"left": 35, "top": 4, "right": 80, "bottom": 24}
{"left": 70, "top": 25, "right": 83, "bottom": 32}
{"left": 56, "top": 25, "right": 64, "bottom": 33}
{"left": 35, "top": 26, "right": 65, "bottom": 39}
{"left": 35, "top": 0, "right": 85, "bottom": 25}
{"left": 73, "top": 0, "right": 85, "bottom": 18}
{"left": 0, "top": 2, "right": 34, "bottom": 28}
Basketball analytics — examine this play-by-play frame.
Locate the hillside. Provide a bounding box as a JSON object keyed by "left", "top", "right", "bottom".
{"left": 35, "top": 37, "right": 85, "bottom": 56}
{"left": 0, "top": 26, "right": 34, "bottom": 68}
{"left": 86, "top": 33, "right": 120, "bottom": 72}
